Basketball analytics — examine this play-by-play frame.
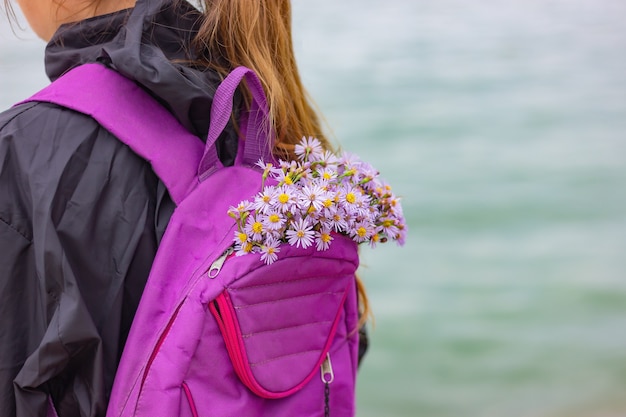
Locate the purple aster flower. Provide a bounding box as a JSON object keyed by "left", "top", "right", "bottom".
{"left": 378, "top": 217, "right": 400, "bottom": 239}
{"left": 349, "top": 221, "right": 374, "bottom": 243}
{"left": 315, "top": 228, "right": 334, "bottom": 251}
{"left": 233, "top": 229, "right": 250, "bottom": 247}
{"left": 276, "top": 159, "right": 298, "bottom": 176}
{"left": 341, "top": 185, "right": 372, "bottom": 218}
{"left": 298, "top": 183, "right": 327, "bottom": 212}
{"left": 319, "top": 195, "right": 337, "bottom": 218}
{"left": 253, "top": 186, "right": 277, "bottom": 214}
{"left": 286, "top": 218, "right": 315, "bottom": 248}
{"left": 368, "top": 233, "right": 381, "bottom": 249}
{"left": 327, "top": 210, "right": 348, "bottom": 233}
{"left": 395, "top": 223, "right": 408, "bottom": 246}
{"left": 357, "top": 161, "right": 379, "bottom": 188}
{"left": 273, "top": 168, "right": 296, "bottom": 186}
{"left": 338, "top": 151, "right": 360, "bottom": 167}
{"left": 260, "top": 238, "right": 281, "bottom": 265}
{"left": 262, "top": 210, "right": 286, "bottom": 232}
{"left": 295, "top": 136, "right": 323, "bottom": 161}
{"left": 316, "top": 167, "right": 338, "bottom": 183}
{"left": 233, "top": 230, "right": 255, "bottom": 256}
{"left": 356, "top": 194, "right": 373, "bottom": 216}
{"left": 244, "top": 214, "right": 266, "bottom": 242}
{"left": 314, "top": 149, "right": 339, "bottom": 165}
{"left": 274, "top": 185, "right": 298, "bottom": 214}
{"left": 387, "top": 195, "right": 404, "bottom": 216}
{"left": 339, "top": 186, "right": 358, "bottom": 207}
{"left": 228, "top": 200, "right": 253, "bottom": 217}
{"left": 254, "top": 159, "right": 278, "bottom": 175}
{"left": 337, "top": 152, "right": 362, "bottom": 178}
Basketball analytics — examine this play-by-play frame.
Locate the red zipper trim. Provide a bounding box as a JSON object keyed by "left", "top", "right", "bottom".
{"left": 210, "top": 288, "right": 349, "bottom": 399}
{"left": 210, "top": 292, "right": 284, "bottom": 398}
{"left": 182, "top": 382, "right": 199, "bottom": 417}
{"left": 140, "top": 301, "right": 185, "bottom": 389}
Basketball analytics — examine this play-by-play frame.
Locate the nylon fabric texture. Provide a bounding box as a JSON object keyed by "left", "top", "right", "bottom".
{"left": 25, "top": 64, "right": 362, "bottom": 417}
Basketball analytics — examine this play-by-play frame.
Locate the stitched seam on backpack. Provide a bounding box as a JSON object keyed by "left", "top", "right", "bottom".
{"left": 229, "top": 273, "right": 346, "bottom": 292}
{"left": 249, "top": 349, "right": 321, "bottom": 367}
{"left": 233, "top": 290, "right": 345, "bottom": 309}
{"left": 242, "top": 320, "right": 333, "bottom": 338}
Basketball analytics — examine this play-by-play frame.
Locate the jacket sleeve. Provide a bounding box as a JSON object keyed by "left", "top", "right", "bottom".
{"left": 0, "top": 213, "right": 43, "bottom": 416}
{"left": 0, "top": 102, "right": 162, "bottom": 417}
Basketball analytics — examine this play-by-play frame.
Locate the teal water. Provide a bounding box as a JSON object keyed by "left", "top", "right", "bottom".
{"left": 294, "top": 1, "right": 626, "bottom": 416}
{"left": 3, "top": 0, "right": 626, "bottom": 415}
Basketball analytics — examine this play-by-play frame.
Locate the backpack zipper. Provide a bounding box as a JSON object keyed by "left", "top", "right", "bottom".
{"left": 209, "top": 293, "right": 277, "bottom": 397}
{"left": 140, "top": 301, "right": 184, "bottom": 390}
{"left": 321, "top": 353, "right": 334, "bottom": 417}
{"left": 320, "top": 353, "right": 334, "bottom": 384}
{"left": 207, "top": 246, "right": 235, "bottom": 278}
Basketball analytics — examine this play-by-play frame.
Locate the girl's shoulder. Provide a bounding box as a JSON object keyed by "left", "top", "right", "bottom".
{"left": 0, "top": 100, "right": 98, "bottom": 140}
{"left": 0, "top": 99, "right": 157, "bottom": 214}
{"left": 0, "top": 100, "right": 146, "bottom": 169}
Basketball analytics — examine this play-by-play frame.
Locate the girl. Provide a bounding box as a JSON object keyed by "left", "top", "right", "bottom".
{"left": 0, "top": 0, "right": 368, "bottom": 415}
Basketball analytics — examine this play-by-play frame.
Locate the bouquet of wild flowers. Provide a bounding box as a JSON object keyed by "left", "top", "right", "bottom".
{"left": 228, "top": 137, "right": 407, "bottom": 265}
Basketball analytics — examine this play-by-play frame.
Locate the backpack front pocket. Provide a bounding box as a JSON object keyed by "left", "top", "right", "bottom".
{"left": 209, "top": 245, "right": 357, "bottom": 399}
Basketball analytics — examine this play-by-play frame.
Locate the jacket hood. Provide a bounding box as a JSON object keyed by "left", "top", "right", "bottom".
{"left": 45, "top": 0, "right": 227, "bottom": 143}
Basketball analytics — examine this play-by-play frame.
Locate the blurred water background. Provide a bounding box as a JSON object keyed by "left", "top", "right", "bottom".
{"left": 2, "top": 0, "right": 626, "bottom": 416}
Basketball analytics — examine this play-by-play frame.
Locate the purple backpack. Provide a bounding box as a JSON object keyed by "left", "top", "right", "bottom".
{"left": 30, "top": 63, "right": 361, "bottom": 417}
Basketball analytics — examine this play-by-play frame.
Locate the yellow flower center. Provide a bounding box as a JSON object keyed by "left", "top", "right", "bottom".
{"left": 382, "top": 219, "right": 394, "bottom": 228}
{"left": 237, "top": 232, "right": 247, "bottom": 243}
{"left": 297, "top": 230, "right": 305, "bottom": 238}
{"left": 252, "top": 222, "right": 263, "bottom": 234}
{"left": 278, "top": 193, "right": 290, "bottom": 204}
{"left": 345, "top": 192, "right": 356, "bottom": 204}
{"left": 323, "top": 172, "right": 332, "bottom": 180}
{"left": 284, "top": 176, "right": 294, "bottom": 185}
{"left": 321, "top": 233, "right": 332, "bottom": 243}
{"left": 244, "top": 242, "right": 253, "bottom": 253}
{"left": 323, "top": 199, "right": 333, "bottom": 208}
{"left": 262, "top": 195, "right": 271, "bottom": 203}
{"left": 357, "top": 227, "right": 367, "bottom": 238}
{"left": 269, "top": 214, "right": 280, "bottom": 223}
{"left": 307, "top": 206, "right": 317, "bottom": 214}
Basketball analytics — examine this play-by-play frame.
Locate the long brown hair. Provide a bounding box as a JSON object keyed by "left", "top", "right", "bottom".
{"left": 194, "top": 0, "right": 371, "bottom": 326}
{"left": 193, "top": 0, "right": 328, "bottom": 160}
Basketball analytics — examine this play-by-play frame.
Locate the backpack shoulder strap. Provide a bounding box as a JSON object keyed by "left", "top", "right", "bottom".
{"left": 198, "top": 66, "right": 277, "bottom": 179}
{"left": 20, "top": 63, "right": 204, "bottom": 205}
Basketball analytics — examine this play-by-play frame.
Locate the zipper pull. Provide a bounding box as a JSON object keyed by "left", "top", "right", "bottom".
{"left": 207, "top": 246, "right": 234, "bottom": 278}
{"left": 320, "top": 353, "right": 334, "bottom": 384}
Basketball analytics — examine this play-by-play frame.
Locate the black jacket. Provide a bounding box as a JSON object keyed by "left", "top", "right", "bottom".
{"left": 0, "top": 1, "right": 236, "bottom": 415}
